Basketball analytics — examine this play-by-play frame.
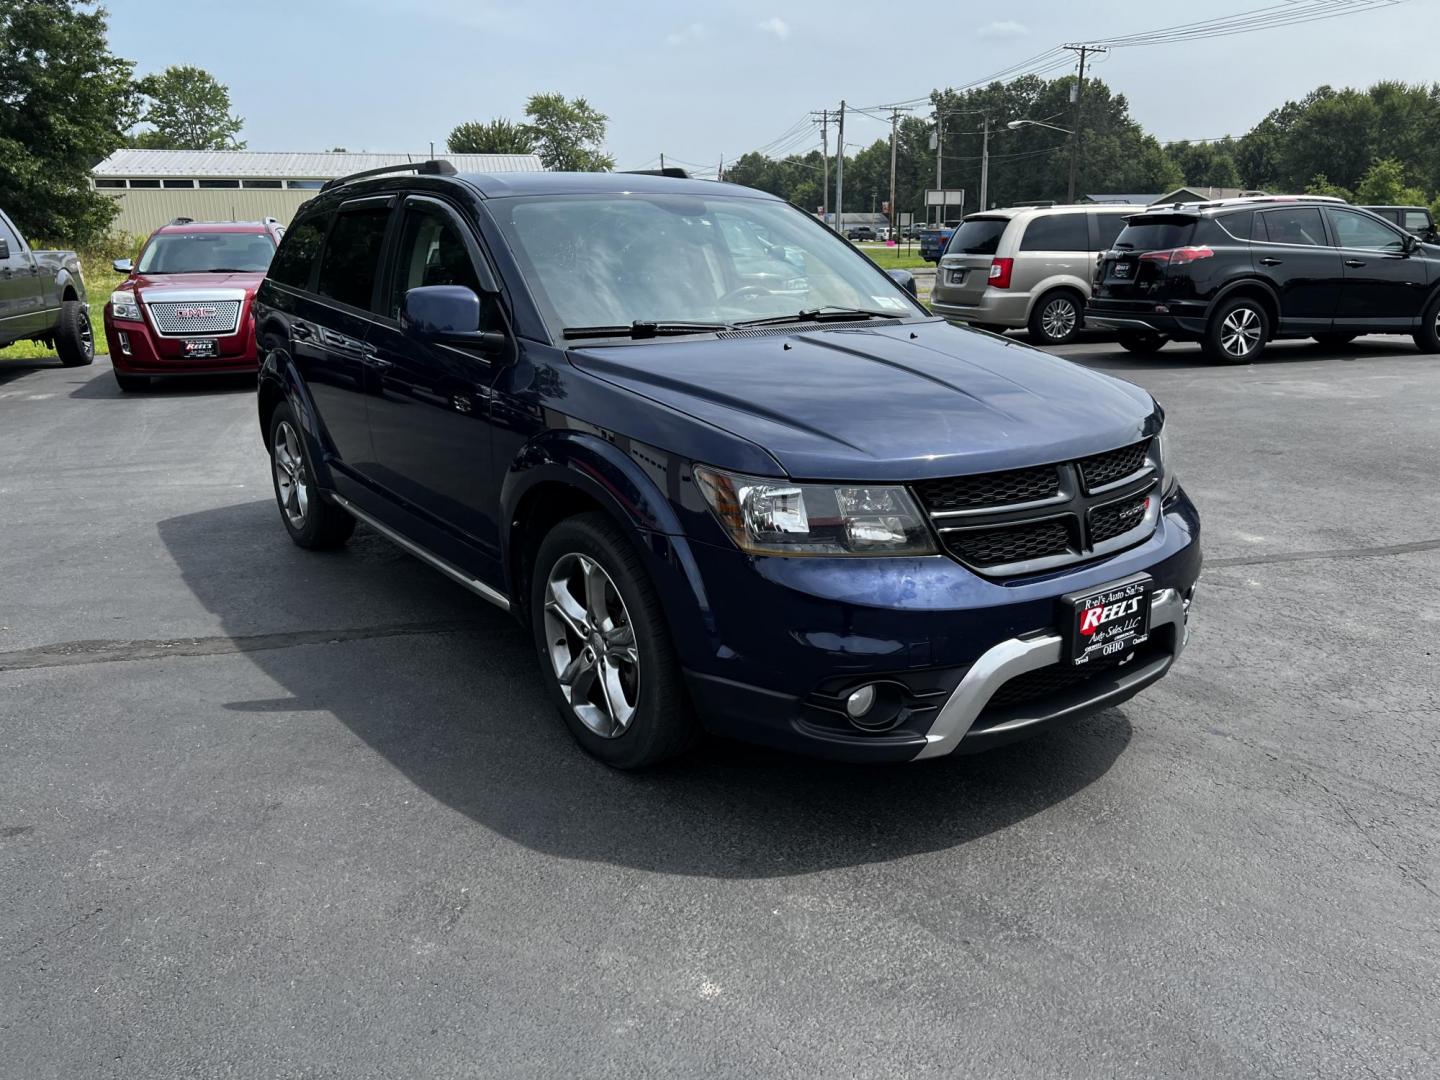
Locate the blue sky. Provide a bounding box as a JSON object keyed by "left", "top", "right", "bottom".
{"left": 104, "top": 0, "right": 1436, "bottom": 171}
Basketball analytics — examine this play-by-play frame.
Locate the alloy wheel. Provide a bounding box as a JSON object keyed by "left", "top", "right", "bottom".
{"left": 543, "top": 553, "right": 640, "bottom": 738}
{"left": 79, "top": 314, "right": 94, "bottom": 357}
{"left": 272, "top": 420, "right": 310, "bottom": 529}
{"left": 1041, "top": 298, "right": 1077, "bottom": 341}
{"left": 1220, "top": 306, "right": 1262, "bottom": 357}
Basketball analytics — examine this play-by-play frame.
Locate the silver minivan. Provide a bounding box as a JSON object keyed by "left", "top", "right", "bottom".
{"left": 929, "top": 204, "right": 1145, "bottom": 345}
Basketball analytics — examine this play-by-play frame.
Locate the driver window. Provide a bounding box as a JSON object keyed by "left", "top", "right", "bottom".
{"left": 1330, "top": 210, "right": 1405, "bottom": 252}
{"left": 389, "top": 202, "right": 489, "bottom": 320}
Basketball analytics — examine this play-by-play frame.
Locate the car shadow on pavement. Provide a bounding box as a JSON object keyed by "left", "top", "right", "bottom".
{"left": 69, "top": 370, "right": 259, "bottom": 399}
{"left": 158, "top": 498, "right": 1134, "bottom": 880}
{"left": 1083, "top": 337, "right": 1422, "bottom": 372}
{"left": 0, "top": 358, "right": 62, "bottom": 387}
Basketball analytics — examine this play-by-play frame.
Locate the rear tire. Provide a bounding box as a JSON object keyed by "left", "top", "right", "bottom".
{"left": 55, "top": 300, "right": 95, "bottom": 367}
{"left": 267, "top": 402, "right": 355, "bottom": 550}
{"left": 1313, "top": 333, "right": 1358, "bottom": 348}
{"left": 1028, "top": 289, "right": 1083, "bottom": 346}
{"left": 531, "top": 512, "right": 697, "bottom": 769}
{"left": 1202, "top": 296, "right": 1270, "bottom": 363}
{"left": 1116, "top": 332, "right": 1168, "bottom": 355}
{"left": 113, "top": 371, "right": 149, "bottom": 393}
{"left": 1414, "top": 294, "right": 1440, "bottom": 353}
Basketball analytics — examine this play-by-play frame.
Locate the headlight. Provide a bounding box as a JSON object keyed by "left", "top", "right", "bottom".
{"left": 694, "top": 465, "right": 937, "bottom": 556}
{"left": 109, "top": 292, "right": 142, "bottom": 321}
{"left": 1153, "top": 429, "right": 1179, "bottom": 498}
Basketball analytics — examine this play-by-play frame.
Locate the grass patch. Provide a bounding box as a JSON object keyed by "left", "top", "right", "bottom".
{"left": 856, "top": 246, "right": 933, "bottom": 270}
{"left": 0, "top": 271, "right": 127, "bottom": 361}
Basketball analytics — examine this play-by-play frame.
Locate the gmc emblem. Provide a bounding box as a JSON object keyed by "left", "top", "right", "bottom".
{"left": 177, "top": 306, "right": 218, "bottom": 318}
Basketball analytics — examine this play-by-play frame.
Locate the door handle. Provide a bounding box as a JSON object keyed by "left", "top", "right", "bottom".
{"left": 360, "top": 343, "right": 391, "bottom": 369}
{"left": 291, "top": 322, "right": 312, "bottom": 340}
{"left": 1344, "top": 258, "right": 1366, "bottom": 268}
{"left": 1258, "top": 257, "right": 1283, "bottom": 266}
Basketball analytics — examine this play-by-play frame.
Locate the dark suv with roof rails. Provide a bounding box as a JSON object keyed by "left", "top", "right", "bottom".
{"left": 1088, "top": 195, "right": 1440, "bottom": 362}
{"left": 253, "top": 161, "right": 1200, "bottom": 769}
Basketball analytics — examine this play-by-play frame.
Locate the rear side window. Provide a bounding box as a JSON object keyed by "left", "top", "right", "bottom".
{"left": 946, "top": 218, "right": 1008, "bottom": 255}
{"left": 1019, "top": 213, "right": 1088, "bottom": 252}
{"left": 1254, "top": 208, "right": 1326, "bottom": 247}
{"left": 1402, "top": 210, "right": 1431, "bottom": 233}
{"left": 1211, "top": 210, "right": 1253, "bottom": 241}
{"left": 1113, "top": 217, "right": 1195, "bottom": 251}
{"left": 315, "top": 205, "right": 392, "bottom": 311}
{"left": 1093, "top": 213, "right": 1129, "bottom": 251}
{"left": 268, "top": 213, "right": 328, "bottom": 289}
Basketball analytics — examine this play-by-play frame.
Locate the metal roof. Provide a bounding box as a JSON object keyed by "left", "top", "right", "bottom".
{"left": 1087, "top": 193, "right": 1160, "bottom": 205}
{"left": 93, "top": 149, "right": 543, "bottom": 178}
{"left": 457, "top": 171, "right": 775, "bottom": 199}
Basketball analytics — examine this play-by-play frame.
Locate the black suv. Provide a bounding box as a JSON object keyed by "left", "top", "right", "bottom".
{"left": 1362, "top": 205, "right": 1439, "bottom": 244}
{"left": 1087, "top": 196, "right": 1440, "bottom": 362}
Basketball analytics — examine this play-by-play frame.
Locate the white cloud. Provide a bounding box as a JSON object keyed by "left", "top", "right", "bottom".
{"left": 665, "top": 22, "right": 708, "bottom": 46}
{"left": 756, "top": 17, "right": 790, "bottom": 40}
{"left": 978, "top": 20, "right": 1028, "bottom": 39}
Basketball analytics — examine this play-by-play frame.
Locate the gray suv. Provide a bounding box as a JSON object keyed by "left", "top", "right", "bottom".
{"left": 929, "top": 204, "right": 1144, "bottom": 345}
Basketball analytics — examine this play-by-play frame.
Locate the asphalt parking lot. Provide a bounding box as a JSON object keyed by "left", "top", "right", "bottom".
{"left": 2, "top": 336, "right": 1437, "bottom": 1079}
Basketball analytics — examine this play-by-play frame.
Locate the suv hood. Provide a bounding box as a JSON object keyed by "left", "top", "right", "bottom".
{"left": 130, "top": 271, "right": 266, "bottom": 297}
{"left": 569, "top": 321, "right": 1158, "bottom": 481}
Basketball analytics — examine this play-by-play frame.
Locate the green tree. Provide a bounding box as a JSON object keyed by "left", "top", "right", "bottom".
{"left": 1305, "top": 174, "right": 1355, "bottom": 202}
{"left": 132, "top": 65, "right": 244, "bottom": 150}
{"left": 1165, "top": 140, "right": 1241, "bottom": 188}
{"left": 1354, "top": 157, "right": 1427, "bottom": 205}
{"left": 522, "top": 93, "right": 614, "bottom": 171}
{"left": 0, "top": 0, "right": 136, "bottom": 243}
{"left": 447, "top": 118, "right": 535, "bottom": 156}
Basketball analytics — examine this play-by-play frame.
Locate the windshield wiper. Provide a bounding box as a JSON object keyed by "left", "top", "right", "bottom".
{"left": 562, "top": 320, "right": 731, "bottom": 340}
{"left": 731, "top": 306, "right": 898, "bottom": 329}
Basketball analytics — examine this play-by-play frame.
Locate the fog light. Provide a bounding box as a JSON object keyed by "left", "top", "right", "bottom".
{"left": 845, "top": 684, "right": 877, "bottom": 719}
{"left": 117, "top": 331, "right": 131, "bottom": 355}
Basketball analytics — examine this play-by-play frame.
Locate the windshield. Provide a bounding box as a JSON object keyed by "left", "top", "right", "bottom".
{"left": 946, "top": 218, "right": 1008, "bottom": 255}
{"left": 137, "top": 232, "right": 276, "bottom": 274}
{"left": 487, "top": 193, "right": 922, "bottom": 335}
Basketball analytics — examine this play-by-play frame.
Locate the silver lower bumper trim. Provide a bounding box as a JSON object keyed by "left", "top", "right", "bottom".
{"left": 913, "top": 587, "right": 1188, "bottom": 759}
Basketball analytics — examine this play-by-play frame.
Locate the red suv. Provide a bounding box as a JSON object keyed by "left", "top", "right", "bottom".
{"left": 103, "top": 217, "right": 284, "bottom": 391}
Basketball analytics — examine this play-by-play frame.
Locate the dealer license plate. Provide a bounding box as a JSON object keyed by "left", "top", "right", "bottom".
{"left": 1060, "top": 573, "right": 1152, "bottom": 667}
{"left": 1108, "top": 261, "right": 1133, "bottom": 279}
{"left": 183, "top": 338, "right": 218, "bottom": 358}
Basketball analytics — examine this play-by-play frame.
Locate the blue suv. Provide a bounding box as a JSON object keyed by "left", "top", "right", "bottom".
{"left": 255, "top": 163, "right": 1201, "bottom": 769}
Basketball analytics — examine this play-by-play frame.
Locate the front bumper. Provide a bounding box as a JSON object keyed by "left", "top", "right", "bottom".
{"left": 104, "top": 307, "right": 260, "bottom": 375}
{"left": 675, "top": 490, "right": 1202, "bottom": 762}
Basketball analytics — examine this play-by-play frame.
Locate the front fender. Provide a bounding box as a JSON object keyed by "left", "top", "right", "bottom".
{"left": 500, "top": 429, "right": 721, "bottom": 660}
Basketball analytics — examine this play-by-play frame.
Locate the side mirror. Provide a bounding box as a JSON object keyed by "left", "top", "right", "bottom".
{"left": 400, "top": 285, "right": 506, "bottom": 356}
{"left": 887, "top": 268, "right": 918, "bottom": 299}
{"left": 1402, "top": 233, "right": 1420, "bottom": 255}
{"left": 0, "top": 238, "right": 9, "bottom": 259}
{"left": 112, "top": 258, "right": 133, "bottom": 273}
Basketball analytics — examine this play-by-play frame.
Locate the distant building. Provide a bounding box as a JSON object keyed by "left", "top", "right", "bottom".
{"left": 1087, "top": 187, "right": 1269, "bottom": 207}
{"left": 91, "top": 149, "right": 544, "bottom": 236}
{"left": 1086, "top": 193, "right": 1161, "bottom": 205}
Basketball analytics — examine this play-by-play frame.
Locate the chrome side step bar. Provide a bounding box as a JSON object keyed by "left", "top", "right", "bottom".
{"left": 331, "top": 494, "right": 511, "bottom": 613}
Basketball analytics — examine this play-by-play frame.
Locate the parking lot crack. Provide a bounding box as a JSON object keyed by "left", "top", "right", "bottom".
{"left": 0, "top": 620, "right": 492, "bottom": 673}
{"left": 1208, "top": 537, "right": 1440, "bottom": 568}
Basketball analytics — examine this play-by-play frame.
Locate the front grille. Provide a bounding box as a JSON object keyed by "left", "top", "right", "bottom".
{"left": 1089, "top": 492, "right": 1152, "bottom": 545}
{"left": 146, "top": 300, "right": 242, "bottom": 337}
{"left": 977, "top": 639, "right": 1164, "bottom": 720}
{"left": 1077, "top": 438, "right": 1151, "bottom": 492}
{"left": 948, "top": 518, "right": 1073, "bottom": 567}
{"left": 916, "top": 437, "right": 1161, "bottom": 576}
{"left": 914, "top": 464, "right": 1059, "bottom": 513}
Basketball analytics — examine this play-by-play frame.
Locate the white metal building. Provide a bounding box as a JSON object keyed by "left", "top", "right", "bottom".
{"left": 91, "top": 149, "right": 545, "bottom": 236}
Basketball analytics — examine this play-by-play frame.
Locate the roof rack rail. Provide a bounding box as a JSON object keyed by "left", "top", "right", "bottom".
{"left": 620, "top": 167, "right": 690, "bottom": 179}
{"left": 319, "top": 159, "right": 458, "bottom": 192}
{"left": 168, "top": 217, "right": 194, "bottom": 226}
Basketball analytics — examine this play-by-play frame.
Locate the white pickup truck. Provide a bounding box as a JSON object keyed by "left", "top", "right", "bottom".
{"left": 0, "top": 208, "right": 93, "bottom": 365}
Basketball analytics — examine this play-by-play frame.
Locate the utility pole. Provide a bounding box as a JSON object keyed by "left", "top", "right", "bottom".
{"left": 718, "top": 155, "right": 723, "bottom": 182}
{"left": 933, "top": 111, "right": 943, "bottom": 227}
{"left": 887, "top": 106, "right": 909, "bottom": 241}
{"left": 835, "top": 100, "right": 846, "bottom": 235}
{"left": 660, "top": 151, "right": 666, "bottom": 172}
{"left": 1062, "top": 43, "right": 1107, "bottom": 203}
{"left": 979, "top": 116, "right": 990, "bottom": 211}
{"left": 812, "top": 109, "right": 830, "bottom": 220}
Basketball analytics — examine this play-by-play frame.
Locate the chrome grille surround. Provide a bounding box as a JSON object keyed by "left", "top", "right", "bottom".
{"left": 141, "top": 288, "right": 246, "bottom": 337}
{"left": 916, "top": 438, "right": 1161, "bottom": 577}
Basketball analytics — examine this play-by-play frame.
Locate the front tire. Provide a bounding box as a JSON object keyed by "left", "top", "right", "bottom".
{"left": 267, "top": 402, "right": 355, "bottom": 550}
{"left": 55, "top": 300, "right": 95, "bottom": 367}
{"left": 1414, "top": 294, "right": 1440, "bottom": 353}
{"left": 1116, "top": 332, "right": 1168, "bottom": 355}
{"left": 1028, "top": 290, "right": 1083, "bottom": 346}
{"left": 113, "top": 371, "right": 150, "bottom": 393}
{"left": 531, "top": 512, "right": 697, "bottom": 769}
{"left": 1203, "top": 296, "right": 1270, "bottom": 363}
